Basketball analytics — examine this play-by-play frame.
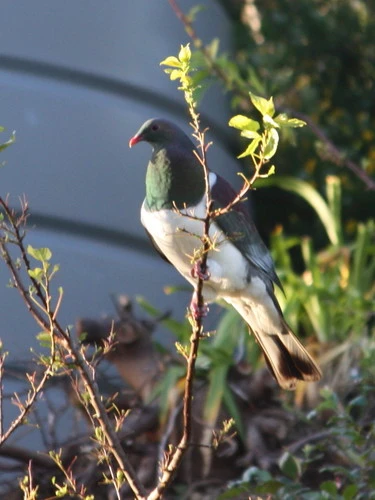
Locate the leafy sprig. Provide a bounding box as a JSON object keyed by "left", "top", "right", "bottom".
{"left": 229, "top": 93, "right": 306, "bottom": 163}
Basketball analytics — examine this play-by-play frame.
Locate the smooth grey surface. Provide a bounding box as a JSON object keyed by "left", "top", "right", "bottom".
{"left": 0, "top": 1, "right": 237, "bottom": 475}
{"left": 0, "top": 0, "right": 237, "bottom": 345}
{"left": 0, "top": 1, "right": 228, "bottom": 99}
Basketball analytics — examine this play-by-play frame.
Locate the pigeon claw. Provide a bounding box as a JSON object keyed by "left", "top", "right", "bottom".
{"left": 191, "top": 261, "right": 210, "bottom": 281}
{"left": 190, "top": 291, "right": 209, "bottom": 321}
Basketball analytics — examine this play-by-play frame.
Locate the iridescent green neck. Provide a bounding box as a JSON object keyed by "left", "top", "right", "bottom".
{"left": 145, "top": 147, "right": 205, "bottom": 211}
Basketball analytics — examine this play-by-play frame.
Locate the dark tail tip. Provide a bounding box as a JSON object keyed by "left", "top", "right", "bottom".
{"left": 264, "top": 334, "right": 321, "bottom": 390}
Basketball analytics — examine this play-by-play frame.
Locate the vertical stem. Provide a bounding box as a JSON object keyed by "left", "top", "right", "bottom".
{"left": 0, "top": 351, "right": 5, "bottom": 438}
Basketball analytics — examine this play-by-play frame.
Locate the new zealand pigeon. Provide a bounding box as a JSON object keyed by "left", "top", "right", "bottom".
{"left": 129, "top": 118, "right": 321, "bottom": 390}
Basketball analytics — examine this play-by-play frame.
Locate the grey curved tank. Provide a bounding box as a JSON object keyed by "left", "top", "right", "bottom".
{"left": 0, "top": 0, "right": 238, "bottom": 344}
{"left": 0, "top": 1, "right": 237, "bottom": 477}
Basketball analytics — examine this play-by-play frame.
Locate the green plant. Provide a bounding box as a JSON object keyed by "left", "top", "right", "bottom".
{"left": 169, "top": 0, "right": 375, "bottom": 245}
{"left": 0, "top": 125, "right": 15, "bottom": 154}
{"left": 1, "top": 2, "right": 374, "bottom": 494}
{"left": 0, "top": 38, "right": 310, "bottom": 497}
{"left": 217, "top": 345, "right": 375, "bottom": 499}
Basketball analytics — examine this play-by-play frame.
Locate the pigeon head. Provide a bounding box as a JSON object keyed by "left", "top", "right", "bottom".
{"left": 129, "top": 118, "right": 205, "bottom": 210}
{"left": 129, "top": 118, "right": 194, "bottom": 150}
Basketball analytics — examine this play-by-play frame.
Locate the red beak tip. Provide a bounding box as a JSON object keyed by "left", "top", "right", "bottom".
{"left": 129, "top": 134, "right": 143, "bottom": 148}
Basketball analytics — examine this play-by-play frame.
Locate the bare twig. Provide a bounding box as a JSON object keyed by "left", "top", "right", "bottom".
{"left": 292, "top": 111, "right": 375, "bottom": 191}
{"left": 0, "top": 196, "right": 147, "bottom": 499}
{"left": 286, "top": 429, "right": 332, "bottom": 454}
{"left": 0, "top": 444, "right": 55, "bottom": 469}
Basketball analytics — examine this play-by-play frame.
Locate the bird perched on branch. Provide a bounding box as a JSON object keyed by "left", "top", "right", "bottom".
{"left": 129, "top": 118, "right": 321, "bottom": 390}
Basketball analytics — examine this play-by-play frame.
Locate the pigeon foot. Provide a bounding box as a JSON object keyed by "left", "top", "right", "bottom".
{"left": 191, "top": 261, "right": 210, "bottom": 281}
{"left": 190, "top": 290, "right": 209, "bottom": 321}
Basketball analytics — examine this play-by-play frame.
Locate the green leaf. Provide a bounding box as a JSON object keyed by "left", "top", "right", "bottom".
{"left": 28, "top": 268, "right": 44, "bottom": 281}
{"left": 243, "top": 466, "right": 273, "bottom": 484}
{"left": 348, "top": 394, "right": 366, "bottom": 410}
{"left": 263, "top": 128, "right": 279, "bottom": 160}
{"left": 237, "top": 137, "right": 261, "bottom": 159}
{"left": 151, "top": 364, "right": 185, "bottom": 422}
{"left": 37, "top": 332, "right": 52, "bottom": 347}
{"left": 217, "top": 486, "right": 252, "bottom": 500}
{"left": 136, "top": 295, "right": 190, "bottom": 341}
{"left": 350, "top": 220, "right": 375, "bottom": 292}
{"left": 279, "top": 451, "right": 301, "bottom": 480}
{"left": 159, "top": 56, "right": 181, "bottom": 68}
{"left": 249, "top": 92, "right": 275, "bottom": 117}
{"left": 342, "top": 484, "right": 358, "bottom": 500}
{"left": 169, "top": 69, "right": 182, "bottom": 81}
{"left": 178, "top": 44, "right": 191, "bottom": 64}
{"left": 55, "top": 483, "right": 68, "bottom": 497}
{"left": 228, "top": 115, "right": 260, "bottom": 132}
{"left": 263, "top": 114, "right": 280, "bottom": 129}
{"left": 186, "top": 5, "right": 205, "bottom": 23}
{"left": 320, "top": 480, "right": 338, "bottom": 495}
{"left": 267, "top": 165, "right": 276, "bottom": 176}
{"left": 78, "top": 331, "right": 88, "bottom": 342}
{"left": 203, "top": 309, "right": 245, "bottom": 435}
{"left": 275, "top": 113, "right": 306, "bottom": 128}
{"left": 255, "top": 480, "right": 285, "bottom": 495}
{"left": 325, "top": 176, "right": 343, "bottom": 245}
{"left": 222, "top": 385, "right": 245, "bottom": 440}
{"left": 213, "top": 308, "right": 245, "bottom": 350}
{"left": 258, "top": 176, "right": 339, "bottom": 245}
{"left": 240, "top": 130, "right": 261, "bottom": 140}
{"left": 27, "top": 245, "right": 52, "bottom": 262}
{"left": 203, "top": 364, "right": 227, "bottom": 425}
{"left": 286, "top": 118, "right": 306, "bottom": 128}
{"left": 206, "top": 37, "right": 220, "bottom": 60}
{"left": 0, "top": 130, "right": 16, "bottom": 153}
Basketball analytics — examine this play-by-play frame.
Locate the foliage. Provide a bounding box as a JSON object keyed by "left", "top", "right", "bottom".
{"left": 159, "top": 42, "right": 313, "bottom": 437}
{"left": 219, "top": 344, "right": 375, "bottom": 499}
{"left": 0, "top": 126, "right": 15, "bottom": 153}
{"left": 265, "top": 176, "right": 375, "bottom": 345}
{"left": 1, "top": 35, "right": 307, "bottom": 496}
{"left": 177, "top": 0, "right": 375, "bottom": 240}
{"left": 1, "top": 1, "right": 374, "bottom": 497}
{"left": 0, "top": 126, "right": 15, "bottom": 167}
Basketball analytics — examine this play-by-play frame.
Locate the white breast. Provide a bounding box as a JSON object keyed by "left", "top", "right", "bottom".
{"left": 141, "top": 173, "right": 250, "bottom": 302}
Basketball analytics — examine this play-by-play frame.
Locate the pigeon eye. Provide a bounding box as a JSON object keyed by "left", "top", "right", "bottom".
{"left": 151, "top": 124, "right": 159, "bottom": 131}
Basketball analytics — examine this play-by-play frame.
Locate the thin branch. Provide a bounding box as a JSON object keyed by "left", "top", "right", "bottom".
{"left": 292, "top": 111, "right": 375, "bottom": 191}
{"left": 0, "top": 197, "right": 49, "bottom": 310}
{"left": 50, "top": 332, "right": 147, "bottom": 499}
{"left": 0, "top": 444, "right": 55, "bottom": 469}
{"left": 168, "top": 0, "right": 375, "bottom": 192}
{"left": 286, "top": 429, "right": 332, "bottom": 454}
{"left": 0, "top": 368, "right": 51, "bottom": 445}
{"left": 0, "top": 197, "right": 147, "bottom": 499}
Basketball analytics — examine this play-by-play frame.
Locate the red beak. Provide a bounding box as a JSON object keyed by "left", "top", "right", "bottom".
{"left": 129, "top": 134, "right": 142, "bottom": 148}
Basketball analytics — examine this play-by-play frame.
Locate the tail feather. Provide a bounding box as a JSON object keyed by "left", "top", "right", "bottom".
{"left": 226, "top": 295, "right": 321, "bottom": 390}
